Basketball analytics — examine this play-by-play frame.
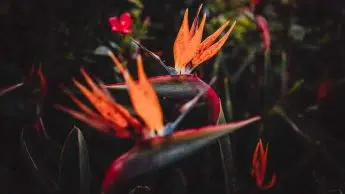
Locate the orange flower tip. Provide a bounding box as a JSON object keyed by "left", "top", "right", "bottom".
{"left": 229, "top": 20, "right": 237, "bottom": 32}
{"left": 108, "top": 51, "right": 125, "bottom": 73}
{"left": 72, "top": 78, "right": 79, "bottom": 86}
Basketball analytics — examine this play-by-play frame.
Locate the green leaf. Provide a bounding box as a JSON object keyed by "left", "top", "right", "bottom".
{"left": 58, "top": 126, "right": 91, "bottom": 194}
{"left": 20, "top": 129, "right": 60, "bottom": 194}
{"left": 0, "top": 82, "right": 23, "bottom": 96}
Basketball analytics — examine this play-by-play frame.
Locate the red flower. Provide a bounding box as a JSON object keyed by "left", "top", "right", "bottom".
{"left": 251, "top": 0, "right": 260, "bottom": 11}
{"left": 251, "top": 138, "right": 276, "bottom": 190}
{"left": 109, "top": 12, "right": 133, "bottom": 34}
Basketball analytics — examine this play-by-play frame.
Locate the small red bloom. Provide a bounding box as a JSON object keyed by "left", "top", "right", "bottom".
{"left": 250, "top": 0, "right": 260, "bottom": 11}
{"left": 109, "top": 12, "right": 133, "bottom": 34}
{"left": 251, "top": 138, "right": 276, "bottom": 190}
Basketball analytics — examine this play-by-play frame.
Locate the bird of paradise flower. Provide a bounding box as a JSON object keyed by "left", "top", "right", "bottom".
{"left": 251, "top": 138, "right": 276, "bottom": 189}
{"left": 119, "top": 4, "right": 236, "bottom": 76}
{"left": 56, "top": 4, "right": 259, "bottom": 194}
{"left": 55, "top": 53, "right": 260, "bottom": 193}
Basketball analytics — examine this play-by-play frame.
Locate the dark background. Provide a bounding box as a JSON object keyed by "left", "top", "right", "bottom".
{"left": 1, "top": 0, "right": 345, "bottom": 193}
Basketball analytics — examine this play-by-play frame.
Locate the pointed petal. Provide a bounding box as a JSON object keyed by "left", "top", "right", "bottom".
{"left": 55, "top": 104, "right": 111, "bottom": 133}
{"left": 180, "top": 13, "right": 206, "bottom": 73}
{"left": 173, "top": 9, "right": 190, "bottom": 71}
{"left": 192, "top": 21, "right": 229, "bottom": 63}
{"left": 80, "top": 68, "right": 106, "bottom": 98}
{"left": 101, "top": 116, "right": 260, "bottom": 194}
{"left": 189, "top": 4, "right": 203, "bottom": 38}
{"left": 108, "top": 51, "right": 126, "bottom": 73}
{"left": 72, "top": 78, "right": 129, "bottom": 129}
{"left": 191, "top": 21, "right": 236, "bottom": 67}
{"left": 108, "top": 52, "right": 164, "bottom": 135}
{"left": 61, "top": 86, "right": 100, "bottom": 119}
{"left": 98, "top": 83, "right": 143, "bottom": 130}
{"left": 135, "top": 55, "right": 164, "bottom": 132}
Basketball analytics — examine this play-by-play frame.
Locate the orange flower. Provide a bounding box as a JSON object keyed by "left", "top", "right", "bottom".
{"left": 56, "top": 53, "right": 165, "bottom": 139}
{"left": 55, "top": 52, "right": 262, "bottom": 193}
{"left": 251, "top": 138, "right": 276, "bottom": 189}
{"left": 108, "top": 52, "right": 164, "bottom": 138}
{"left": 173, "top": 4, "right": 236, "bottom": 74}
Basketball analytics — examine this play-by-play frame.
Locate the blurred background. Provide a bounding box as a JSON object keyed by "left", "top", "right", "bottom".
{"left": 1, "top": 0, "right": 345, "bottom": 193}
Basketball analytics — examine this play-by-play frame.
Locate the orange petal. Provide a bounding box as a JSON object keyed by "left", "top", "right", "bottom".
{"left": 173, "top": 8, "right": 190, "bottom": 71}
{"left": 55, "top": 104, "right": 112, "bottom": 133}
{"left": 61, "top": 86, "right": 100, "bottom": 118}
{"left": 79, "top": 69, "right": 135, "bottom": 125}
{"left": 189, "top": 4, "right": 203, "bottom": 38}
{"left": 98, "top": 83, "right": 142, "bottom": 130}
{"left": 179, "top": 13, "right": 206, "bottom": 73}
{"left": 80, "top": 68, "right": 107, "bottom": 98}
{"left": 108, "top": 51, "right": 126, "bottom": 73}
{"left": 108, "top": 52, "right": 164, "bottom": 136}
{"left": 191, "top": 21, "right": 236, "bottom": 67}
{"left": 72, "top": 77, "right": 129, "bottom": 129}
{"left": 126, "top": 55, "right": 164, "bottom": 134}
{"left": 192, "top": 21, "right": 229, "bottom": 62}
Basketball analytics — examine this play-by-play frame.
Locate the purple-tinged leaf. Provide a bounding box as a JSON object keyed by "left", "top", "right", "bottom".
{"left": 101, "top": 116, "right": 261, "bottom": 194}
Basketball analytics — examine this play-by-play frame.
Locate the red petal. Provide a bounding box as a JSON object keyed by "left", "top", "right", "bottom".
{"left": 121, "top": 28, "right": 131, "bottom": 34}
{"left": 120, "top": 12, "right": 132, "bottom": 25}
{"left": 109, "top": 16, "right": 120, "bottom": 26}
{"left": 109, "top": 16, "right": 122, "bottom": 32}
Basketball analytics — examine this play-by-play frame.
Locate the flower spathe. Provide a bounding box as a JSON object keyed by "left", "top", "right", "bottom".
{"left": 173, "top": 4, "right": 237, "bottom": 74}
